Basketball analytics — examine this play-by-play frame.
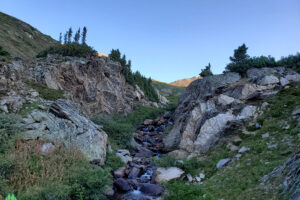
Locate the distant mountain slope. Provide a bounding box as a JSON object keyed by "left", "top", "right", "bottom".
{"left": 0, "top": 12, "right": 58, "bottom": 59}
{"left": 151, "top": 79, "right": 185, "bottom": 104}
{"left": 169, "top": 76, "right": 202, "bottom": 87}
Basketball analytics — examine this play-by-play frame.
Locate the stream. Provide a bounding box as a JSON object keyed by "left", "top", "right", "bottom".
{"left": 112, "top": 113, "right": 172, "bottom": 200}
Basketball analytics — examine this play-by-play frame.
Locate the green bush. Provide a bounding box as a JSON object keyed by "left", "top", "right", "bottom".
{"left": 26, "top": 82, "right": 65, "bottom": 101}
{"left": 226, "top": 56, "right": 277, "bottom": 76}
{"left": 105, "top": 152, "right": 124, "bottom": 171}
{"left": 37, "top": 43, "right": 96, "bottom": 58}
{"left": 200, "top": 63, "right": 213, "bottom": 77}
{"left": 277, "top": 53, "right": 300, "bottom": 73}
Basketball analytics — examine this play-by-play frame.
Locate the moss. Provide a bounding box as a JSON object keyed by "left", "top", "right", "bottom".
{"left": 17, "top": 101, "right": 41, "bottom": 117}
{"left": 26, "top": 82, "right": 65, "bottom": 101}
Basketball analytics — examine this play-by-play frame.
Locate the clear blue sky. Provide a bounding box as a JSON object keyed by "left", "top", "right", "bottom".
{"left": 1, "top": 0, "right": 300, "bottom": 82}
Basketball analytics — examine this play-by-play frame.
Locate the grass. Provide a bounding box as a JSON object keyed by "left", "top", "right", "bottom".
{"left": 26, "top": 82, "right": 65, "bottom": 101}
{"left": 159, "top": 82, "right": 300, "bottom": 200}
{"left": 92, "top": 106, "right": 166, "bottom": 149}
{"left": 0, "top": 114, "right": 113, "bottom": 200}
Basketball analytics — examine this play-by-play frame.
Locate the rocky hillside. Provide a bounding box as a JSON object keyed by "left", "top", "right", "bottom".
{"left": 158, "top": 67, "right": 300, "bottom": 199}
{"left": 169, "top": 76, "right": 202, "bottom": 87}
{"left": 0, "top": 12, "right": 57, "bottom": 59}
{"left": 0, "top": 55, "right": 162, "bottom": 116}
{"left": 165, "top": 67, "right": 300, "bottom": 156}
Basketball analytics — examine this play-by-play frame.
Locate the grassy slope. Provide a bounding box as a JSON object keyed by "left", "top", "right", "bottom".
{"left": 0, "top": 12, "right": 57, "bottom": 59}
{"left": 151, "top": 80, "right": 185, "bottom": 104}
{"left": 158, "top": 82, "right": 300, "bottom": 200}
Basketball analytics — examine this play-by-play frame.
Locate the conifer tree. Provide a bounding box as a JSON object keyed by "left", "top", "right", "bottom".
{"left": 82, "top": 26, "right": 87, "bottom": 45}
{"left": 64, "top": 32, "right": 68, "bottom": 44}
{"left": 59, "top": 32, "right": 62, "bottom": 44}
{"left": 74, "top": 28, "right": 80, "bottom": 43}
{"left": 200, "top": 62, "right": 213, "bottom": 77}
{"left": 67, "top": 27, "right": 73, "bottom": 43}
{"left": 230, "top": 43, "right": 249, "bottom": 63}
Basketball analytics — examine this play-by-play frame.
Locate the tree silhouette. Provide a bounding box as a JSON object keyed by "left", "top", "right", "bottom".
{"left": 59, "top": 32, "right": 62, "bottom": 44}
{"left": 67, "top": 27, "right": 73, "bottom": 44}
{"left": 82, "top": 26, "right": 87, "bottom": 44}
{"left": 74, "top": 28, "right": 81, "bottom": 43}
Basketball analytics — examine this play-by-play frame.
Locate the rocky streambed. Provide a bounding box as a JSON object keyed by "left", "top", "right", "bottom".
{"left": 112, "top": 113, "right": 174, "bottom": 200}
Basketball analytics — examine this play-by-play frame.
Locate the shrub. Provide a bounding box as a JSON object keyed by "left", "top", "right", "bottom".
{"left": 199, "top": 63, "right": 213, "bottom": 77}
{"left": 226, "top": 56, "right": 277, "bottom": 76}
{"left": 277, "top": 53, "right": 300, "bottom": 73}
{"left": 105, "top": 151, "right": 124, "bottom": 171}
{"left": 37, "top": 43, "right": 96, "bottom": 58}
{"left": 26, "top": 81, "right": 65, "bottom": 101}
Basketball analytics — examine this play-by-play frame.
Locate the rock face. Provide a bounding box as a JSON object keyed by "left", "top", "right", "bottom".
{"left": 31, "top": 55, "right": 155, "bottom": 115}
{"left": 164, "top": 67, "right": 300, "bottom": 156}
{"left": 22, "top": 99, "right": 108, "bottom": 165}
{"left": 0, "top": 56, "right": 159, "bottom": 115}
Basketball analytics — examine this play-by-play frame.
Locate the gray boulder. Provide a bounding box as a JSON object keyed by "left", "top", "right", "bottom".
{"left": 152, "top": 167, "right": 184, "bottom": 183}
{"left": 24, "top": 99, "right": 108, "bottom": 165}
{"left": 256, "top": 75, "right": 279, "bottom": 85}
{"left": 194, "top": 112, "right": 236, "bottom": 153}
{"left": 216, "top": 158, "right": 231, "bottom": 169}
{"left": 237, "top": 105, "right": 257, "bottom": 120}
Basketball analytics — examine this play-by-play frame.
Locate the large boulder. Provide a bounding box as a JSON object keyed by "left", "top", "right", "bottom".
{"left": 194, "top": 112, "right": 236, "bottom": 153}
{"left": 152, "top": 167, "right": 184, "bottom": 183}
{"left": 23, "top": 99, "right": 108, "bottom": 165}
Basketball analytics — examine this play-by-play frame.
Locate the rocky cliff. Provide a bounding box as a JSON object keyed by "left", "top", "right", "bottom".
{"left": 164, "top": 67, "right": 300, "bottom": 158}
{"left": 0, "top": 55, "right": 160, "bottom": 115}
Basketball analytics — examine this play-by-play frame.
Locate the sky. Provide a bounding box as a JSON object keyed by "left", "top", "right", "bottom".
{"left": 1, "top": 0, "right": 300, "bottom": 83}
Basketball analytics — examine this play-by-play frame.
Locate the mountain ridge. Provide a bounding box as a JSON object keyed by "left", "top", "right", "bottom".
{"left": 0, "top": 12, "right": 58, "bottom": 59}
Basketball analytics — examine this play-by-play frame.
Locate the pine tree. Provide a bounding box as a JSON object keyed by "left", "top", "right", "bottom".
{"left": 64, "top": 32, "right": 68, "bottom": 44}
{"left": 67, "top": 27, "right": 73, "bottom": 44}
{"left": 59, "top": 32, "right": 62, "bottom": 44}
{"left": 230, "top": 43, "right": 249, "bottom": 63}
{"left": 109, "top": 49, "right": 121, "bottom": 61}
{"left": 82, "top": 26, "right": 87, "bottom": 45}
{"left": 74, "top": 28, "right": 81, "bottom": 43}
{"left": 200, "top": 63, "right": 213, "bottom": 77}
